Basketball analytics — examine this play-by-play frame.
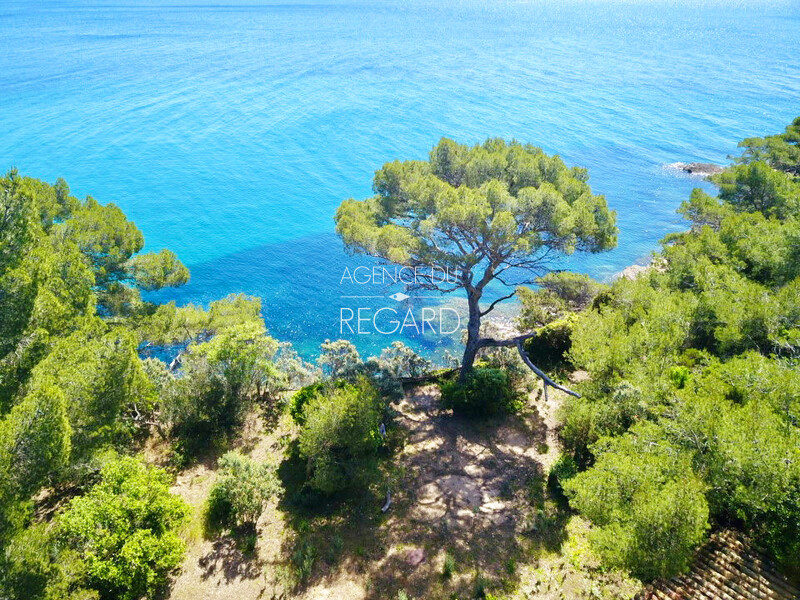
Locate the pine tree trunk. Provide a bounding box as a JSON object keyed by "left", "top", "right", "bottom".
{"left": 460, "top": 290, "right": 482, "bottom": 381}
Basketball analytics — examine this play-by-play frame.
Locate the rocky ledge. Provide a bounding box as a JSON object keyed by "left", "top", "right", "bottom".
{"left": 668, "top": 161, "right": 725, "bottom": 177}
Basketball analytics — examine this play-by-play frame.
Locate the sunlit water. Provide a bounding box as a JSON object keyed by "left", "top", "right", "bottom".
{"left": 2, "top": 0, "right": 798, "bottom": 359}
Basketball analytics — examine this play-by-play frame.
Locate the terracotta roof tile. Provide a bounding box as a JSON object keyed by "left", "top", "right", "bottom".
{"left": 635, "top": 530, "right": 799, "bottom": 600}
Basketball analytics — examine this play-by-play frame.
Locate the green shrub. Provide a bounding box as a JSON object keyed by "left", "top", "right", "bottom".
{"left": 317, "top": 339, "right": 363, "bottom": 380}
{"left": 522, "top": 315, "right": 575, "bottom": 370}
{"left": 440, "top": 368, "right": 523, "bottom": 418}
{"left": 0, "top": 523, "right": 95, "bottom": 600}
{"left": 206, "top": 452, "right": 278, "bottom": 529}
{"left": 548, "top": 454, "right": 578, "bottom": 491}
{"left": 668, "top": 365, "right": 690, "bottom": 389}
{"left": 518, "top": 272, "right": 604, "bottom": 330}
{"left": 298, "top": 377, "right": 383, "bottom": 494}
{"left": 58, "top": 456, "right": 189, "bottom": 600}
{"left": 564, "top": 423, "right": 709, "bottom": 581}
{"left": 163, "top": 323, "right": 282, "bottom": 453}
{"left": 289, "top": 382, "right": 324, "bottom": 426}
{"left": 291, "top": 539, "right": 317, "bottom": 582}
{"left": 442, "top": 552, "right": 456, "bottom": 578}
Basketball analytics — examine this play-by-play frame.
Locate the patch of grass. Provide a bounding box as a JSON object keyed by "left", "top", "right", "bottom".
{"left": 473, "top": 572, "right": 490, "bottom": 598}
{"left": 326, "top": 534, "right": 344, "bottom": 563}
{"left": 268, "top": 564, "right": 299, "bottom": 596}
{"left": 238, "top": 525, "right": 258, "bottom": 556}
{"left": 442, "top": 552, "right": 456, "bottom": 579}
{"left": 505, "top": 557, "right": 516, "bottom": 576}
{"left": 180, "top": 503, "right": 206, "bottom": 545}
{"left": 291, "top": 538, "right": 317, "bottom": 583}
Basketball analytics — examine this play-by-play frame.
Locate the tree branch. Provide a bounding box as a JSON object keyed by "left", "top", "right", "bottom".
{"left": 475, "top": 332, "right": 581, "bottom": 398}
{"left": 480, "top": 290, "right": 517, "bottom": 317}
{"left": 514, "top": 339, "right": 581, "bottom": 398}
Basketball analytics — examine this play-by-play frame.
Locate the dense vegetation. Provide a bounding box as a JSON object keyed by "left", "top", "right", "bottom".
{"left": 0, "top": 171, "right": 322, "bottom": 598}
{"left": 547, "top": 117, "right": 800, "bottom": 580}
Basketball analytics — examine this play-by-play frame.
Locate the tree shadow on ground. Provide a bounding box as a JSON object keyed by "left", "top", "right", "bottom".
{"left": 197, "top": 534, "right": 264, "bottom": 583}
{"left": 363, "top": 384, "right": 569, "bottom": 599}
{"left": 270, "top": 384, "right": 570, "bottom": 599}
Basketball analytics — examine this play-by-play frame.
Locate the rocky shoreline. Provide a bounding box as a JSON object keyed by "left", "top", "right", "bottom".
{"left": 665, "top": 161, "right": 724, "bottom": 178}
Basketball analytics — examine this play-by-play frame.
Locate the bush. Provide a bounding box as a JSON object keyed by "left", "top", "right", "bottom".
{"left": 559, "top": 380, "right": 647, "bottom": 466}
{"left": 442, "top": 553, "right": 456, "bottom": 578}
{"left": 298, "top": 377, "right": 383, "bottom": 494}
{"left": 206, "top": 452, "right": 278, "bottom": 529}
{"left": 58, "top": 456, "right": 189, "bottom": 600}
{"left": 364, "top": 341, "right": 433, "bottom": 400}
{"left": 518, "top": 272, "right": 604, "bottom": 329}
{"left": 564, "top": 424, "right": 709, "bottom": 580}
{"left": 522, "top": 315, "right": 575, "bottom": 370}
{"left": 289, "top": 383, "right": 324, "bottom": 426}
{"left": 548, "top": 454, "right": 578, "bottom": 491}
{"left": 0, "top": 523, "right": 95, "bottom": 600}
{"left": 163, "top": 324, "right": 283, "bottom": 453}
{"left": 317, "top": 339, "right": 363, "bottom": 380}
{"left": 440, "top": 368, "right": 523, "bottom": 418}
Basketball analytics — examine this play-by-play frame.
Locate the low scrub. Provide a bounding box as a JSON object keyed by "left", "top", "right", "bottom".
{"left": 206, "top": 451, "right": 278, "bottom": 530}
{"left": 440, "top": 367, "right": 523, "bottom": 418}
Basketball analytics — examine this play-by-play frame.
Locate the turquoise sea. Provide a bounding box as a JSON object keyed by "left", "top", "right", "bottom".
{"left": 1, "top": 0, "right": 799, "bottom": 359}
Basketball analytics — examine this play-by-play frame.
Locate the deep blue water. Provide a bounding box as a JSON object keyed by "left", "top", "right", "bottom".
{"left": 2, "top": 0, "right": 798, "bottom": 359}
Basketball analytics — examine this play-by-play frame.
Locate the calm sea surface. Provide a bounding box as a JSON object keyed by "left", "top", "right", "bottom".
{"left": 2, "top": 0, "right": 798, "bottom": 358}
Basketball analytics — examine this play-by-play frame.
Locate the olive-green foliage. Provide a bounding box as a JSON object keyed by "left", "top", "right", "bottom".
{"left": 0, "top": 226, "right": 95, "bottom": 405}
{"left": 0, "top": 173, "right": 273, "bottom": 598}
{"left": 564, "top": 423, "right": 709, "bottom": 580}
{"left": 290, "top": 382, "right": 325, "bottom": 426}
{"left": 711, "top": 161, "right": 800, "bottom": 218}
{"left": 58, "top": 456, "right": 189, "bottom": 600}
{"left": 548, "top": 453, "right": 578, "bottom": 491}
{"left": 26, "top": 326, "right": 153, "bottom": 465}
{"left": 364, "top": 341, "right": 433, "bottom": 400}
{"left": 137, "top": 293, "right": 263, "bottom": 346}
{"left": 0, "top": 170, "right": 43, "bottom": 274}
{"left": 562, "top": 118, "right": 800, "bottom": 576}
{"left": 56, "top": 196, "right": 144, "bottom": 286}
{"left": 273, "top": 341, "right": 319, "bottom": 390}
{"left": 126, "top": 248, "right": 189, "bottom": 292}
{"left": 667, "top": 356, "right": 800, "bottom": 566}
{"left": 314, "top": 339, "right": 431, "bottom": 401}
{"left": 297, "top": 378, "right": 383, "bottom": 494}
{"left": 369, "top": 340, "right": 432, "bottom": 379}
{"left": 206, "top": 452, "right": 278, "bottom": 528}
{"left": 440, "top": 367, "right": 523, "bottom": 418}
{"left": 0, "top": 384, "right": 71, "bottom": 499}
{"left": 0, "top": 522, "right": 96, "bottom": 600}
{"left": 471, "top": 322, "right": 532, "bottom": 390}
{"left": 559, "top": 380, "right": 648, "bottom": 467}
{"left": 53, "top": 197, "right": 188, "bottom": 299}
{"left": 317, "top": 338, "right": 363, "bottom": 380}
{"left": 0, "top": 384, "right": 71, "bottom": 542}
